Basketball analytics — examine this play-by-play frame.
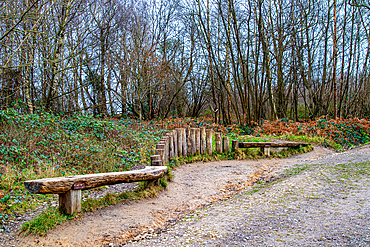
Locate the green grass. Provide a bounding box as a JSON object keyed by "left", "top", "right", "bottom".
{"left": 20, "top": 207, "right": 73, "bottom": 236}
{"left": 0, "top": 110, "right": 167, "bottom": 227}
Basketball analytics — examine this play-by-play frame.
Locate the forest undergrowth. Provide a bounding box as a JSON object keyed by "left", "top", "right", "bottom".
{"left": 0, "top": 109, "right": 369, "bottom": 234}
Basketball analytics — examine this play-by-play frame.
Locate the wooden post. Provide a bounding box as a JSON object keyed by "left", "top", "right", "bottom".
{"left": 190, "top": 128, "right": 196, "bottom": 155}
{"left": 155, "top": 148, "right": 165, "bottom": 164}
{"left": 59, "top": 189, "right": 81, "bottom": 215}
{"left": 161, "top": 136, "right": 170, "bottom": 163}
{"left": 182, "top": 128, "right": 188, "bottom": 158}
{"left": 200, "top": 127, "right": 206, "bottom": 155}
{"left": 261, "top": 144, "right": 271, "bottom": 157}
{"left": 232, "top": 140, "right": 239, "bottom": 152}
{"left": 159, "top": 138, "right": 166, "bottom": 157}
{"left": 168, "top": 134, "right": 174, "bottom": 158}
{"left": 173, "top": 130, "right": 178, "bottom": 157}
{"left": 176, "top": 128, "right": 183, "bottom": 157}
{"left": 215, "top": 132, "right": 222, "bottom": 153}
{"left": 195, "top": 128, "right": 200, "bottom": 154}
{"left": 186, "top": 127, "right": 192, "bottom": 156}
{"left": 223, "top": 136, "right": 230, "bottom": 153}
{"left": 156, "top": 143, "right": 165, "bottom": 150}
{"left": 206, "top": 129, "right": 213, "bottom": 155}
{"left": 156, "top": 143, "right": 166, "bottom": 162}
{"left": 150, "top": 155, "right": 162, "bottom": 166}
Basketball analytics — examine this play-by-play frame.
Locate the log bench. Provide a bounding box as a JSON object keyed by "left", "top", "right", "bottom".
{"left": 24, "top": 166, "right": 168, "bottom": 215}
{"left": 236, "top": 142, "right": 310, "bottom": 157}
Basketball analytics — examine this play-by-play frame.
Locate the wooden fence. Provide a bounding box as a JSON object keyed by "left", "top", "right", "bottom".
{"left": 150, "top": 127, "right": 310, "bottom": 165}
{"left": 150, "top": 127, "right": 230, "bottom": 166}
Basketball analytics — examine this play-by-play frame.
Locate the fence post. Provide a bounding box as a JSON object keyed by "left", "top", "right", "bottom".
{"left": 168, "top": 134, "right": 174, "bottom": 158}
{"left": 223, "top": 136, "right": 230, "bottom": 153}
{"left": 200, "top": 127, "right": 206, "bottom": 155}
{"left": 173, "top": 130, "right": 178, "bottom": 157}
{"left": 215, "top": 132, "right": 222, "bottom": 153}
{"left": 155, "top": 142, "right": 165, "bottom": 163}
{"left": 183, "top": 128, "right": 188, "bottom": 158}
{"left": 195, "top": 128, "right": 200, "bottom": 154}
{"left": 160, "top": 137, "right": 169, "bottom": 163}
{"left": 176, "top": 128, "right": 182, "bottom": 157}
{"left": 206, "top": 129, "right": 213, "bottom": 155}
{"left": 190, "top": 128, "right": 196, "bottom": 155}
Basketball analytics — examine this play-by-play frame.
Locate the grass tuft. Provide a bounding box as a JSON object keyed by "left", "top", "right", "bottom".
{"left": 20, "top": 207, "right": 72, "bottom": 236}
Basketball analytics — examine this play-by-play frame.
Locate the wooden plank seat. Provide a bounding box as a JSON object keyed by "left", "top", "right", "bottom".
{"left": 24, "top": 166, "right": 168, "bottom": 215}
{"left": 238, "top": 142, "right": 310, "bottom": 156}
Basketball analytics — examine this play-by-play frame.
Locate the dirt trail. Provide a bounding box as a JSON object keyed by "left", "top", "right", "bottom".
{"left": 16, "top": 146, "right": 334, "bottom": 246}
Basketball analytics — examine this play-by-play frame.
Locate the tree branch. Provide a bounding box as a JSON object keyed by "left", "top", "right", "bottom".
{"left": 0, "top": 0, "right": 39, "bottom": 41}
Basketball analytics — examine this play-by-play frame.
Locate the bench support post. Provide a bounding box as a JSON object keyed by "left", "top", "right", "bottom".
{"left": 260, "top": 145, "right": 271, "bottom": 157}
{"left": 59, "top": 189, "right": 81, "bottom": 215}
{"left": 232, "top": 140, "right": 239, "bottom": 151}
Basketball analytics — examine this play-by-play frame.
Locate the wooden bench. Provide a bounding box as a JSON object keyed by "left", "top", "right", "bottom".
{"left": 236, "top": 142, "right": 310, "bottom": 157}
{"left": 24, "top": 166, "right": 168, "bottom": 215}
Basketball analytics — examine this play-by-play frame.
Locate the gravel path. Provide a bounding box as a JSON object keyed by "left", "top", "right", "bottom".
{"left": 128, "top": 144, "right": 370, "bottom": 246}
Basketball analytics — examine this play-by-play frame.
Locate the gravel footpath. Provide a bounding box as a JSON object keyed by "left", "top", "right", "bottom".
{"left": 127, "top": 145, "right": 370, "bottom": 246}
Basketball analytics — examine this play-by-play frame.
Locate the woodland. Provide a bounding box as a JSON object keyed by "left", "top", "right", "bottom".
{"left": 0, "top": 0, "right": 370, "bottom": 238}
{"left": 0, "top": 0, "right": 369, "bottom": 123}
